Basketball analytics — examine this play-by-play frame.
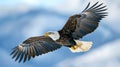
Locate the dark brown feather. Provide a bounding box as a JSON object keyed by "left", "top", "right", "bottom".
{"left": 10, "top": 36, "right": 61, "bottom": 63}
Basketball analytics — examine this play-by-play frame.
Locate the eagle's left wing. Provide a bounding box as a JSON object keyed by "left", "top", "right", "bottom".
{"left": 10, "top": 36, "right": 61, "bottom": 63}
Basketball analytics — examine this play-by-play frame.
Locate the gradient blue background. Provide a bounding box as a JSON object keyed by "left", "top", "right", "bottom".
{"left": 0, "top": 0, "right": 120, "bottom": 67}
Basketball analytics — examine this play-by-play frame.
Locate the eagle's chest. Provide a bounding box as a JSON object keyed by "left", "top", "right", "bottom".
{"left": 56, "top": 37, "right": 76, "bottom": 47}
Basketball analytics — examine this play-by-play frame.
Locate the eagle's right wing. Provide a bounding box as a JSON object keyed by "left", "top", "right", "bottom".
{"left": 72, "top": 2, "right": 108, "bottom": 39}
{"left": 59, "top": 2, "right": 107, "bottom": 39}
{"left": 10, "top": 36, "right": 61, "bottom": 63}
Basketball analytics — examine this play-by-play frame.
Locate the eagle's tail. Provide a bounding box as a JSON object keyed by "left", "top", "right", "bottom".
{"left": 69, "top": 40, "right": 93, "bottom": 53}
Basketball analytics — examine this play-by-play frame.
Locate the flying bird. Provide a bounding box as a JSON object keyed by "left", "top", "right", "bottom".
{"left": 10, "top": 2, "right": 107, "bottom": 63}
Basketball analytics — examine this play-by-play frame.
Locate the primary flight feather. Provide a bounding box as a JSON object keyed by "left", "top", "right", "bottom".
{"left": 10, "top": 2, "right": 107, "bottom": 62}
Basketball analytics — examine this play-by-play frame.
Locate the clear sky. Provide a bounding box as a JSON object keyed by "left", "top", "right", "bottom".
{"left": 0, "top": 0, "right": 120, "bottom": 67}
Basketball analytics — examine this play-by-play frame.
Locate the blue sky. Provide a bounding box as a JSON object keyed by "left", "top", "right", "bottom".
{"left": 0, "top": 0, "right": 120, "bottom": 67}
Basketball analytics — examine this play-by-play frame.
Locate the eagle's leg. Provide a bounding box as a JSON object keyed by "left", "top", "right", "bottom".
{"left": 69, "top": 40, "right": 93, "bottom": 53}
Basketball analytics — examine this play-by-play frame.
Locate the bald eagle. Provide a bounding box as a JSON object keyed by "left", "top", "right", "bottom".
{"left": 10, "top": 2, "right": 107, "bottom": 63}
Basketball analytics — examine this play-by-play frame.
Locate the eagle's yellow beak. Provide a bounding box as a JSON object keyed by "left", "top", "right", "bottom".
{"left": 44, "top": 32, "right": 49, "bottom": 36}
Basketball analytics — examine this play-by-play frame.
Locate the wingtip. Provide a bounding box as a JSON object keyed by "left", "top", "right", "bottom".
{"left": 82, "top": 2, "right": 91, "bottom": 12}
{"left": 83, "top": 1, "right": 104, "bottom": 12}
{"left": 88, "top": 2, "right": 90, "bottom": 5}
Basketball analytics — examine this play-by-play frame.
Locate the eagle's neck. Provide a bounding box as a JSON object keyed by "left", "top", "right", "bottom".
{"left": 48, "top": 31, "right": 60, "bottom": 41}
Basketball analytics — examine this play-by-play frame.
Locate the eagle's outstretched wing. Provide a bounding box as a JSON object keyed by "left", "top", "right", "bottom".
{"left": 10, "top": 36, "right": 61, "bottom": 63}
{"left": 60, "top": 2, "right": 107, "bottom": 39}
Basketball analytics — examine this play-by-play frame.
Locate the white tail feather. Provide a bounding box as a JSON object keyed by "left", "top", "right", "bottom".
{"left": 69, "top": 40, "right": 93, "bottom": 53}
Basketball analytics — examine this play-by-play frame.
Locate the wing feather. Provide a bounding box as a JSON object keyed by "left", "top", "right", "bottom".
{"left": 88, "top": 2, "right": 99, "bottom": 10}
{"left": 10, "top": 36, "right": 61, "bottom": 63}
{"left": 19, "top": 52, "right": 24, "bottom": 62}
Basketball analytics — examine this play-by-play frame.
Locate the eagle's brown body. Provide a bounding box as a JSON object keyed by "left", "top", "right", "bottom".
{"left": 57, "top": 15, "right": 80, "bottom": 46}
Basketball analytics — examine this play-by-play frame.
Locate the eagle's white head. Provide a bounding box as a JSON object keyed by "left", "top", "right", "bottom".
{"left": 44, "top": 31, "right": 60, "bottom": 41}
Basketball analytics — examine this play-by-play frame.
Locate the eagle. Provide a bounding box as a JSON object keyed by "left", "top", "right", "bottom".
{"left": 10, "top": 2, "right": 107, "bottom": 63}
